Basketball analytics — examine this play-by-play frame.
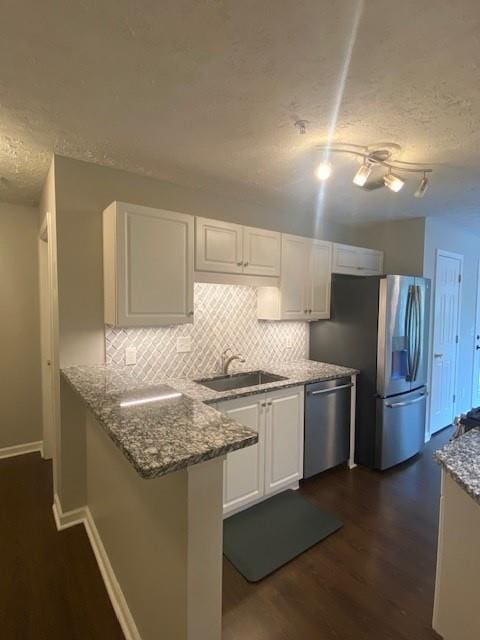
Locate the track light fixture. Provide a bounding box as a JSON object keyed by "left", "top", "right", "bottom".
{"left": 414, "top": 173, "right": 429, "bottom": 198}
{"left": 315, "top": 162, "right": 332, "bottom": 181}
{"left": 295, "top": 124, "right": 433, "bottom": 197}
{"left": 384, "top": 171, "right": 405, "bottom": 193}
{"left": 352, "top": 161, "right": 373, "bottom": 187}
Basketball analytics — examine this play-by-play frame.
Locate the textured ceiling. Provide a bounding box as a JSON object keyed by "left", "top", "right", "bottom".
{"left": 1, "top": 0, "right": 480, "bottom": 230}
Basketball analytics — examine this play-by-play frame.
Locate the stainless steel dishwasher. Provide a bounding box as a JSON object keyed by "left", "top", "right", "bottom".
{"left": 304, "top": 377, "right": 352, "bottom": 478}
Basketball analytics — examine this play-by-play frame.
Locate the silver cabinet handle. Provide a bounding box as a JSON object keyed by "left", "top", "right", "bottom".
{"left": 310, "top": 383, "right": 353, "bottom": 396}
{"left": 385, "top": 393, "right": 426, "bottom": 409}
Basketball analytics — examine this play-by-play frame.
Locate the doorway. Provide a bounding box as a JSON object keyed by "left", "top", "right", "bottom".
{"left": 472, "top": 260, "right": 480, "bottom": 408}
{"left": 429, "top": 250, "right": 463, "bottom": 435}
{"left": 38, "top": 214, "right": 55, "bottom": 459}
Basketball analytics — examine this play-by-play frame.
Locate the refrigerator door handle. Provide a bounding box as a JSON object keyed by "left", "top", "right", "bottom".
{"left": 412, "top": 286, "right": 422, "bottom": 381}
{"left": 385, "top": 392, "right": 427, "bottom": 409}
{"left": 405, "top": 286, "right": 414, "bottom": 381}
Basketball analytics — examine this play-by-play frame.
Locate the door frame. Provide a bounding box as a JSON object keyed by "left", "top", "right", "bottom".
{"left": 472, "top": 259, "right": 480, "bottom": 408}
{"left": 428, "top": 249, "right": 463, "bottom": 437}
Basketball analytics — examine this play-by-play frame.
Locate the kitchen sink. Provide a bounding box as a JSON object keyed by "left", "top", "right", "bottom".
{"left": 195, "top": 370, "right": 287, "bottom": 392}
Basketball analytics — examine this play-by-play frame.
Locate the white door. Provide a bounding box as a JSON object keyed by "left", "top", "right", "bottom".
{"left": 264, "top": 387, "right": 304, "bottom": 495}
{"left": 220, "top": 397, "right": 265, "bottom": 515}
{"left": 430, "top": 251, "right": 462, "bottom": 434}
{"left": 242, "top": 226, "right": 280, "bottom": 277}
{"left": 39, "top": 217, "right": 55, "bottom": 460}
{"left": 280, "top": 234, "right": 309, "bottom": 320}
{"left": 308, "top": 239, "right": 332, "bottom": 319}
{"left": 195, "top": 217, "right": 243, "bottom": 274}
{"left": 114, "top": 204, "right": 194, "bottom": 326}
{"left": 472, "top": 261, "right": 480, "bottom": 408}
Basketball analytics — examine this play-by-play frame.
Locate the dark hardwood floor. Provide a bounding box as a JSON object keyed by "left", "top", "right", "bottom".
{"left": 223, "top": 427, "right": 452, "bottom": 640}
{"left": 1, "top": 428, "right": 451, "bottom": 640}
{"left": 0, "top": 453, "right": 123, "bottom": 640}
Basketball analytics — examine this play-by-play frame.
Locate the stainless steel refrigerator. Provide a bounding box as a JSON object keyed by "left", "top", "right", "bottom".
{"left": 310, "top": 274, "right": 431, "bottom": 470}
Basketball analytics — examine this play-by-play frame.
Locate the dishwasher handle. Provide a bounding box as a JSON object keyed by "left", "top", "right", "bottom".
{"left": 309, "top": 382, "right": 353, "bottom": 396}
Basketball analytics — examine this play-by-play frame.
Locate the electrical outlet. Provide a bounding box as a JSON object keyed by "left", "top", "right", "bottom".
{"left": 125, "top": 347, "right": 137, "bottom": 365}
{"left": 176, "top": 336, "right": 192, "bottom": 353}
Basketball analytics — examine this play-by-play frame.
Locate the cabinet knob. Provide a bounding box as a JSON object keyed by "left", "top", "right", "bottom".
{"left": 261, "top": 401, "right": 266, "bottom": 408}
{"left": 237, "top": 261, "right": 243, "bottom": 266}
{"left": 304, "top": 309, "right": 308, "bottom": 314}
{"left": 244, "top": 262, "right": 249, "bottom": 267}
{"left": 309, "top": 309, "right": 312, "bottom": 313}
{"left": 187, "top": 311, "right": 194, "bottom": 316}
{"left": 267, "top": 400, "right": 272, "bottom": 406}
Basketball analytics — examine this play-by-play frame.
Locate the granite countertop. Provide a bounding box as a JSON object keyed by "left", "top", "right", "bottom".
{"left": 435, "top": 428, "right": 480, "bottom": 505}
{"left": 152, "top": 360, "right": 358, "bottom": 404}
{"left": 61, "top": 359, "right": 358, "bottom": 480}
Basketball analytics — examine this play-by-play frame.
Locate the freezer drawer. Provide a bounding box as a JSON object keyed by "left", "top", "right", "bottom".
{"left": 375, "top": 387, "right": 427, "bottom": 470}
{"left": 304, "top": 377, "right": 352, "bottom": 478}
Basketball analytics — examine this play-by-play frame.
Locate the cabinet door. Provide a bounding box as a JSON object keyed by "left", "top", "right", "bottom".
{"left": 359, "top": 248, "right": 384, "bottom": 274}
{"left": 195, "top": 217, "right": 243, "bottom": 274}
{"left": 219, "top": 397, "right": 265, "bottom": 515}
{"left": 242, "top": 226, "right": 281, "bottom": 276}
{"left": 332, "top": 243, "right": 383, "bottom": 275}
{"left": 280, "top": 234, "right": 309, "bottom": 320}
{"left": 111, "top": 203, "right": 194, "bottom": 327}
{"left": 308, "top": 239, "right": 332, "bottom": 320}
{"left": 264, "top": 386, "right": 304, "bottom": 495}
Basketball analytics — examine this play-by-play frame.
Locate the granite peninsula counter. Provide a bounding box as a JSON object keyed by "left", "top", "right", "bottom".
{"left": 57, "top": 359, "right": 357, "bottom": 640}
{"left": 60, "top": 359, "right": 357, "bottom": 479}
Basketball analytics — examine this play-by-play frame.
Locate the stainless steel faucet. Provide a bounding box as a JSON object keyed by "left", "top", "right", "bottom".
{"left": 221, "top": 348, "right": 245, "bottom": 375}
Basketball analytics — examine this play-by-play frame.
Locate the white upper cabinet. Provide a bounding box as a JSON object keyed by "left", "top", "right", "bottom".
{"left": 308, "top": 239, "right": 332, "bottom": 320}
{"left": 332, "top": 243, "right": 384, "bottom": 276}
{"left": 103, "top": 202, "right": 194, "bottom": 327}
{"left": 195, "top": 217, "right": 280, "bottom": 277}
{"left": 195, "top": 218, "right": 243, "bottom": 274}
{"left": 243, "top": 226, "right": 281, "bottom": 276}
{"left": 257, "top": 234, "right": 332, "bottom": 321}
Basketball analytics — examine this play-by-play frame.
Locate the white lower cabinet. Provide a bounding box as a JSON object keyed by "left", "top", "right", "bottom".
{"left": 218, "top": 385, "right": 304, "bottom": 517}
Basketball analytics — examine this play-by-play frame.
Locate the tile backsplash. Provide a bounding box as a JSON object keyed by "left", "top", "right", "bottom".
{"left": 105, "top": 283, "right": 308, "bottom": 380}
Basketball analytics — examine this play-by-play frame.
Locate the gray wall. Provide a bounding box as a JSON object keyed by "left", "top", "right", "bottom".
{"left": 0, "top": 202, "right": 42, "bottom": 448}
{"left": 345, "top": 217, "right": 426, "bottom": 276}
{"left": 423, "top": 217, "right": 480, "bottom": 416}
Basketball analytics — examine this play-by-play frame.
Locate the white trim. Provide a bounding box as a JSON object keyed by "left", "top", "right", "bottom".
{"left": 83, "top": 508, "right": 142, "bottom": 640}
{"left": 52, "top": 495, "right": 141, "bottom": 640}
{"left": 429, "top": 249, "right": 463, "bottom": 435}
{"left": 471, "top": 259, "right": 480, "bottom": 408}
{"left": 52, "top": 493, "right": 87, "bottom": 531}
{"left": 348, "top": 374, "right": 357, "bottom": 469}
{"left": 0, "top": 441, "right": 43, "bottom": 460}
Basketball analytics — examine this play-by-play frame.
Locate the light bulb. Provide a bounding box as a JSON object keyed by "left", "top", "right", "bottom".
{"left": 384, "top": 172, "right": 405, "bottom": 193}
{"left": 352, "top": 162, "right": 373, "bottom": 187}
{"left": 414, "top": 175, "right": 429, "bottom": 198}
{"left": 315, "top": 162, "right": 332, "bottom": 181}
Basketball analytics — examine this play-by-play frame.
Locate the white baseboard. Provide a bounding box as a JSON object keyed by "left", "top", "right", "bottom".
{"left": 52, "top": 493, "right": 87, "bottom": 531}
{"left": 52, "top": 494, "right": 141, "bottom": 640}
{"left": 0, "top": 440, "right": 43, "bottom": 460}
{"left": 83, "top": 508, "right": 141, "bottom": 640}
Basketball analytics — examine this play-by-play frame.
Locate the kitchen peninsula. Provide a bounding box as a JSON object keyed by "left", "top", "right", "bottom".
{"left": 58, "top": 359, "right": 356, "bottom": 640}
